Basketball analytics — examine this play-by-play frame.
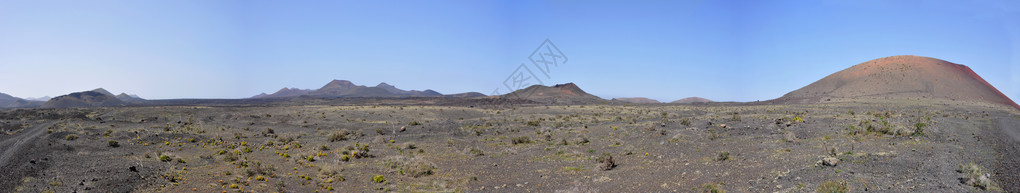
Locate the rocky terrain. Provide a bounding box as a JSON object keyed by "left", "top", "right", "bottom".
{"left": 0, "top": 56, "right": 1017, "bottom": 192}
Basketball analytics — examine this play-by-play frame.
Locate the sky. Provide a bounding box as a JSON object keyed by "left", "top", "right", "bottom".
{"left": 0, "top": 0, "right": 1018, "bottom": 102}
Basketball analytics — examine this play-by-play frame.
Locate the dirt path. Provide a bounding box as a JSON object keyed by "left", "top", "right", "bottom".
{"left": 0, "top": 122, "right": 54, "bottom": 167}
{"left": 994, "top": 116, "right": 1020, "bottom": 193}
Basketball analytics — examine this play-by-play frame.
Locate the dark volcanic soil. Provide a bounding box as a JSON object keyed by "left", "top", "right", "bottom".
{"left": 0, "top": 99, "right": 1017, "bottom": 192}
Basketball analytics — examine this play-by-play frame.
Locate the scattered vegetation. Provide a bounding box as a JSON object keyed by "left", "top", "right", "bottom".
{"left": 817, "top": 180, "right": 848, "bottom": 193}
{"left": 525, "top": 120, "right": 541, "bottom": 127}
{"left": 716, "top": 151, "right": 730, "bottom": 161}
{"left": 328, "top": 129, "right": 351, "bottom": 142}
{"left": 383, "top": 156, "right": 436, "bottom": 177}
{"left": 511, "top": 136, "right": 532, "bottom": 144}
{"left": 159, "top": 155, "right": 172, "bottom": 162}
{"left": 64, "top": 134, "right": 78, "bottom": 141}
{"left": 596, "top": 153, "right": 615, "bottom": 171}
{"left": 700, "top": 183, "right": 725, "bottom": 193}
{"left": 958, "top": 162, "right": 992, "bottom": 190}
{"left": 107, "top": 140, "right": 120, "bottom": 147}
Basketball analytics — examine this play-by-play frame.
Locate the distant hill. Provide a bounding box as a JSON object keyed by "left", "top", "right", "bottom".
{"left": 23, "top": 96, "right": 51, "bottom": 101}
{"left": 252, "top": 80, "right": 468, "bottom": 99}
{"left": 375, "top": 83, "right": 443, "bottom": 97}
{"left": 444, "top": 92, "right": 486, "bottom": 98}
{"left": 116, "top": 93, "right": 145, "bottom": 102}
{"left": 42, "top": 88, "right": 125, "bottom": 108}
{"left": 772, "top": 55, "right": 1020, "bottom": 110}
{"left": 0, "top": 92, "right": 43, "bottom": 108}
{"left": 671, "top": 97, "right": 713, "bottom": 104}
{"left": 611, "top": 97, "right": 660, "bottom": 104}
{"left": 500, "top": 83, "right": 605, "bottom": 104}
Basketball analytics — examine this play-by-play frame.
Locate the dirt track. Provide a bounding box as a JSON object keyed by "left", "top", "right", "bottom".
{"left": 0, "top": 122, "right": 53, "bottom": 167}
{"left": 993, "top": 115, "right": 1020, "bottom": 193}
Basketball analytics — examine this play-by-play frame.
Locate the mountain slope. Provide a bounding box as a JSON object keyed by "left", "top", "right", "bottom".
{"left": 254, "top": 80, "right": 455, "bottom": 98}
{"left": 671, "top": 97, "right": 713, "bottom": 104}
{"left": 42, "top": 88, "right": 125, "bottom": 108}
{"left": 772, "top": 55, "right": 1019, "bottom": 110}
{"left": 116, "top": 93, "right": 145, "bottom": 102}
{"left": 501, "top": 83, "right": 605, "bottom": 104}
{"left": 0, "top": 92, "right": 42, "bottom": 108}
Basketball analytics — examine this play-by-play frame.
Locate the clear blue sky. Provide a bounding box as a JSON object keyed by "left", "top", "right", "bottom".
{"left": 1, "top": 0, "right": 1018, "bottom": 102}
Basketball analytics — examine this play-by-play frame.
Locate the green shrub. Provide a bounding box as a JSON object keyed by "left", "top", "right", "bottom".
{"left": 340, "top": 155, "right": 350, "bottom": 162}
{"left": 526, "top": 120, "right": 540, "bottom": 127}
{"left": 328, "top": 129, "right": 350, "bottom": 142}
{"left": 912, "top": 122, "right": 927, "bottom": 136}
{"left": 467, "top": 147, "right": 484, "bottom": 156}
{"left": 511, "top": 136, "right": 532, "bottom": 145}
{"left": 817, "top": 180, "right": 848, "bottom": 193}
{"left": 372, "top": 175, "right": 386, "bottom": 183}
{"left": 701, "top": 183, "right": 725, "bottom": 193}
{"left": 716, "top": 151, "right": 730, "bottom": 161}
{"left": 159, "top": 155, "right": 172, "bottom": 162}
{"left": 383, "top": 156, "right": 435, "bottom": 178}
{"left": 958, "top": 163, "right": 991, "bottom": 190}
{"left": 64, "top": 134, "right": 78, "bottom": 141}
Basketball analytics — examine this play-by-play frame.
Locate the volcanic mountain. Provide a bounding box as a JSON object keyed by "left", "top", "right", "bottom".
{"left": 611, "top": 97, "right": 660, "bottom": 104}
{"left": 42, "top": 88, "right": 125, "bottom": 108}
{"left": 772, "top": 55, "right": 1020, "bottom": 110}
{"left": 252, "top": 80, "right": 473, "bottom": 98}
{"left": 500, "top": 83, "right": 605, "bottom": 104}
{"left": 671, "top": 97, "right": 713, "bottom": 104}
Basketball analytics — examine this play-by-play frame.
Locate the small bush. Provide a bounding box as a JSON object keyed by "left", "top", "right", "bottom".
{"left": 328, "top": 129, "right": 350, "bottom": 142}
{"left": 372, "top": 175, "right": 386, "bottom": 183}
{"left": 716, "top": 151, "right": 730, "bottom": 161}
{"left": 340, "top": 155, "right": 350, "bottom": 162}
{"left": 465, "top": 147, "right": 484, "bottom": 156}
{"left": 912, "top": 122, "right": 927, "bottom": 136}
{"left": 958, "top": 162, "right": 991, "bottom": 190}
{"left": 596, "top": 153, "right": 615, "bottom": 171}
{"left": 575, "top": 136, "right": 590, "bottom": 145}
{"left": 108, "top": 140, "right": 120, "bottom": 147}
{"left": 383, "top": 156, "right": 436, "bottom": 178}
{"left": 511, "top": 136, "right": 532, "bottom": 145}
{"left": 702, "top": 183, "right": 725, "bottom": 193}
{"left": 348, "top": 143, "right": 371, "bottom": 159}
{"left": 525, "top": 120, "right": 540, "bottom": 127}
{"left": 224, "top": 153, "right": 239, "bottom": 161}
{"left": 408, "top": 121, "right": 422, "bottom": 126}
{"left": 817, "top": 180, "right": 848, "bottom": 193}
{"left": 159, "top": 155, "right": 172, "bottom": 162}
{"left": 64, "top": 134, "right": 78, "bottom": 141}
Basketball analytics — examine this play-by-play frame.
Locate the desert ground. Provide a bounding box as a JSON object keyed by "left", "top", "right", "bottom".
{"left": 1, "top": 98, "right": 1017, "bottom": 192}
